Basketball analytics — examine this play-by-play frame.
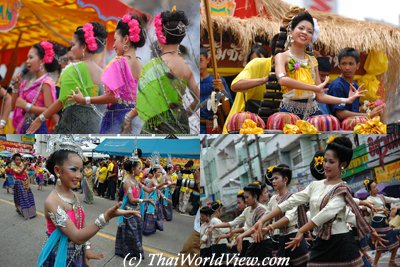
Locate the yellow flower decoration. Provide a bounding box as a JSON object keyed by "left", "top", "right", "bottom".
{"left": 216, "top": 199, "right": 222, "bottom": 205}
{"left": 314, "top": 156, "right": 324, "bottom": 167}
{"left": 237, "top": 190, "right": 244, "bottom": 196}
{"left": 354, "top": 116, "right": 387, "bottom": 134}
{"left": 283, "top": 120, "right": 319, "bottom": 134}
{"left": 296, "top": 120, "right": 319, "bottom": 134}
{"left": 240, "top": 119, "right": 264, "bottom": 134}
{"left": 327, "top": 136, "right": 336, "bottom": 144}
{"left": 252, "top": 181, "right": 261, "bottom": 186}
{"left": 363, "top": 179, "right": 370, "bottom": 186}
{"left": 267, "top": 165, "right": 277, "bottom": 173}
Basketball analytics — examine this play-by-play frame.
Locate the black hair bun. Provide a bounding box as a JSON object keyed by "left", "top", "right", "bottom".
{"left": 310, "top": 151, "right": 325, "bottom": 180}
{"left": 161, "top": 10, "right": 188, "bottom": 44}
{"left": 291, "top": 11, "right": 314, "bottom": 30}
{"left": 326, "top": 136, "right": 353, "bottom": 167}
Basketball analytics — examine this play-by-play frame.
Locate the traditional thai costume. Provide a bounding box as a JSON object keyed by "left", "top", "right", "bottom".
{"left": 136, "top": 58, "right": 189, "bottom": 134}
{"left": 268, "top": 193, "right": 309, "bottom": 266}
{"left": 56, "top": 62, "right": 103, "bottom": 134}
{"left": 209, "top": 216, "right": 230, "bottom": 260}
{"left": 82, "top": 168, "right": 94, "bottom": 204}
{"left": 13, "top": 164, "right": 36, "bottom": 219}
{"left": 38, "top": 193, "right": 87, "bottom": 266}
{"left": 161, "top": 184, "right": 173, "bottom": 221}
{"left": 200, "top": 221, "right": 212, "bottom": 262}
{"left": 4, "top": 167, "right": 14, "bottom": 190}
{"left": 228, "top": 203, "right": 266, "bottom": 258}
{"left": 115, "top": 179, "right": 144, "bottom": 260}
{"left": 100, "top": 57, "right": 137, "bottom": 134}
{"left": 142, "top": 181, "right": 164, "bottom": 235}
{"left": 280, "top": 54, "right": 322, "bottom": 119}
{"left": 279, "top": 181, "right": 372, "bottom": 267}
{"left": 12, "top": 74, "right": 56, "bottom": 133}
{"left": 366, "top": 194, "right": 400, "bottom": 251}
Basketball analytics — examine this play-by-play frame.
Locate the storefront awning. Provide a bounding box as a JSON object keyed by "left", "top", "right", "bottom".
{"left": 94, "top": 139, "right": 200, "bottom": 158}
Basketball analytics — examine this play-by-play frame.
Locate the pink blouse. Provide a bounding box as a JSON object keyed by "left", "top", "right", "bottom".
{"left": 46, "top": 208, "right": 85, "bottom": 234}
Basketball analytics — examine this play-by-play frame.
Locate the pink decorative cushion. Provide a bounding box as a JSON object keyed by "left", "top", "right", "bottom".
{"left": 266, "top": 112, "right": 300, "bottom": 130}
{"left": 341, "top": 116, "right": 368, "bottom": 131}
{"left": 307, "top": 115, "right": 341, "bottom": 131}
{"left": 227, "top": 112, "right": 265, "bottom": 133}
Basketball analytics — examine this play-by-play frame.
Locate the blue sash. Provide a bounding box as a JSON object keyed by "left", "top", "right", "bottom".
{"left": 118, "top": 194, "right": 129, "bottom": 225}
{"left": 162, "top": 188, "right": 170, "bottom": 206}
{"left": 37, "top": 229, "right": 68, "bottom": 267}
{"left": 146, "top": 190, "right": 158, "bottom": 215}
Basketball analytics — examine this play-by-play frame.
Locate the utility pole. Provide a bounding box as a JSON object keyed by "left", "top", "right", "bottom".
{"left": 243, "top": 135, "right": 254, "bottom": 181}
{"left": 255, "top": 135, "right": 264, "bottom": 178}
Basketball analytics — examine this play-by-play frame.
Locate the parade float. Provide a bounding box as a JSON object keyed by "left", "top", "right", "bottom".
{"left": 200, "top": 0, "right": 400, "bottom": 134}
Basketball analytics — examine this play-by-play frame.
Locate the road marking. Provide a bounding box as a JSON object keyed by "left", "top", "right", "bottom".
{"left": 0, "top": 196, "right": 177, "bottom": 259}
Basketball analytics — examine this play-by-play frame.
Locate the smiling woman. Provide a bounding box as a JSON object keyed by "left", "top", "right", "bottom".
{"left": 37, "top": 137, "right": 141, "bottom": 266}
{"left": 274, "top": 7, "right": 365, "bottom": 120}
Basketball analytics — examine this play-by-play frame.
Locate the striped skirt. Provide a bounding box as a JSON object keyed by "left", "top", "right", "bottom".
{"left": 371, "top": 215, "right": 399, "bottom": 251}
{"left": 14, "top": 179, "right": 36, "bottom": 219}
{"left": 115, "top": 203, "right": 144, "bottom": 260}
{"left": 278, "top": 232, "right": 309, "bottom": 267}
{"left": 308, "top": 232, "right": 363, "bottom": 267}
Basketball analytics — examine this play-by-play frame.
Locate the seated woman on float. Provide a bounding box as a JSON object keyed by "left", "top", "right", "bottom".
{"left": 275, "top": 9, "right": 365, "bottom": 119}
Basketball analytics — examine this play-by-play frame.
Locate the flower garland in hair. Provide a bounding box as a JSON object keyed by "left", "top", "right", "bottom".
{"left": 40, "top": 41, "right": 54, "bottom": 64}
{"left": 121, "top": 14, "right": 141, "bottom": 43}
{"left": 154, "top": 13, "right": 167, "bottom": 44}
{"left": 314, "top": 156, "right": 324, "bottom": 168}
{"left": 326, "top": 136, "right": 337, "bottom": 144}
{"left": 83, "top": 23, "right": 98, "bottom": 52}
{"left": 312, "top": 18, "right": 320, "bottom": 43}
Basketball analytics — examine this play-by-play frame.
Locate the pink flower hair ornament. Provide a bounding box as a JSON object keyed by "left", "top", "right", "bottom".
{"left": 40, "top": 41, "right": 54, "bottom": 64}
{"left": 82, "top": 23, "right": 98, "bottom": 52}
{"left": 121, "top": 14, "right": 141, "bottom": 43}
{"left": 154, "top": 13, "right": 167, "bottom": 44}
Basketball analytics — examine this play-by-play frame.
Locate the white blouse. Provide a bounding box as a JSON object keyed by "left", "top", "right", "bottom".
{"left": 209, "top": 217, "right": 230, "bottom": 245}
{"left": 228, "top": 203, "right": 265, "bottom": 242}
{"left": 278, "top": 180, "right": 349, "bottom": 235}
{"left": 366, "top": 195, "right": 400, "bottom": 218}
{"left": 266, "top": 194, "right": 298, "bottom": 235}
{"left": 200, "top": 221, "right": 210, "bottom": 249}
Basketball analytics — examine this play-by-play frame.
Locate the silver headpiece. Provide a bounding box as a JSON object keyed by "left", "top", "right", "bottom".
{"left": 47, "top": 135, "right": 83, "bottom": 159}
{"left": 132, "top": 137, "right": 139, "bottom": 162}
{"left": 167, "top": 154, "right": 173, "bottom": 168}
{"left": 163, "top": 21, "right": 186, "bottom": 37}
{"left": 150, "top": 152, "right": 161, "bottom": 169}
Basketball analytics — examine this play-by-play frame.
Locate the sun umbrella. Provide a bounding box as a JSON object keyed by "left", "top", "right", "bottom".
{"left": 354, "top": 188, "right": 369, "bottom": 200}
{"left": 0, "top": 150, "right": 12, "bottom": 158}
{"left": 22, "top": 153, "right": 34, "bottom": 158}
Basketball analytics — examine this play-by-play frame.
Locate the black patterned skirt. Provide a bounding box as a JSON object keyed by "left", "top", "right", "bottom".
{"left": 246, "top": 239, "right": 273, "bottom": 262}
{"left": 371, "top": 215, "right": 399, "bottom": 251}
{"left": 308, "top": 232, "right": 363, "bottom": 267}
{"left": 277, "top": 232, "right": 309, "bottom": 267}
{"left": 56, "top": 105, "right": 101, "bottom": 134}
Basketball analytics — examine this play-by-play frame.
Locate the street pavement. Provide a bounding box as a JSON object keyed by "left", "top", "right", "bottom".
{"left": 0, "top": 182, "right": 195, "bottom": 267}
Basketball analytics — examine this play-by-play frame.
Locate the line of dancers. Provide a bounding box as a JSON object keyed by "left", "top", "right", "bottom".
{"left": 1, "top": 7, "right": 199, "bottom": 134}
{"left": 201, "top": 136, "right": 400, "bottom": 267}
